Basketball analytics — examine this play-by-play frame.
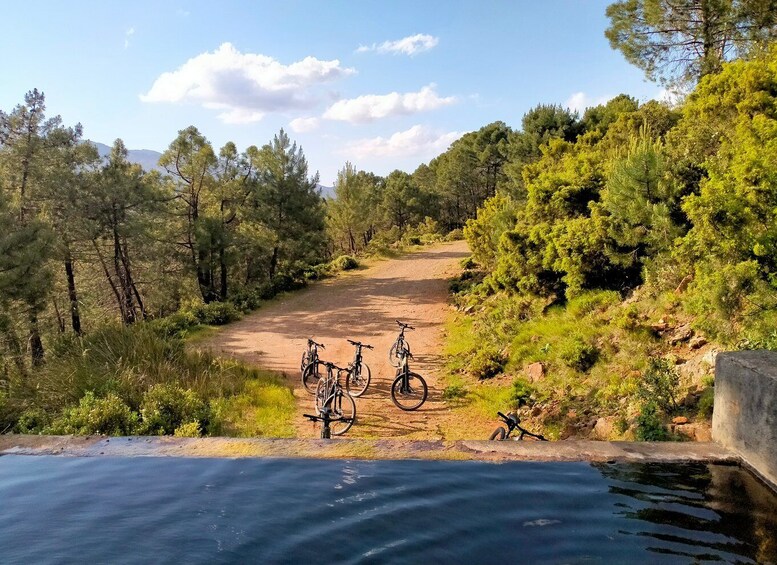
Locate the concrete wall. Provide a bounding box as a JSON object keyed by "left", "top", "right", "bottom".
{"left": 714, "top": 351, "right": 777, "bottom": 489}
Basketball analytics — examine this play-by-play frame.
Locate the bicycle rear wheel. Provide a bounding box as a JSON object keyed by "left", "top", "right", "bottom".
{"left": 325, "top": 390, "right": 356, "bottom": 435}
{"left": 303, "top": 363, "right": 322, "bottom": 394}
{"left": 300, "top": 351, "right": 308, "bottom": 375}
{"left": 390, "top": 372, "right": 427, "bottom": 411}
{"left": 314, "top": 377, "right": 332, "bottom": 411}
{"left": 346, "top": 362, "right": 371, "bottom": 397}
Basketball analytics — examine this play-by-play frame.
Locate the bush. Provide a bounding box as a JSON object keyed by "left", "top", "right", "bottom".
{"left": 331, "top": 255, "right": 359, "bottom": 271}
{"left": 637, "top": 358, "right": 679, "bottom": 412}
{"left": 148, "top": 311, "right": 199, "bottom": 338}
{"left": 559, "top": 337, "right": 600, "bottom": 372}
{"left": 187, "top": 302, "right": 241, "bottom": 326}
{"left": 140, "top": 384, "right": 207, "bottom": 436}
{"left": 469, "top": 348, "right": 506, "bottom": 380}
{"left": 15, "top": 408, "right": 49, "bottom": 434}
{"left": 229, "top": 288, "right": 264, "bottom": 313}
{"left": 614, "top": 304, "right": 641, "bottom": 331}
{"left": 460, "top": 256, "right": 477, "bottom": 270}
{"left": 174, "top": 421, "right": 202, "bottom": 437}
{"left": 567, "top": 291, "right": 620, "bottom": 318}
{"left": 442, "top": 383, "right": 469, "bottom": 401}
{"left": 511, "top": 378, "right": 537, "bottom": 407}
{"left": 406, "top": 236, "right": 422, "bottom": 245}
{"left": 445, "top": 228, "right": 464, "bottom": 241}
{"left": 635, "top": 401, "right": 670, "bottom": 441}
{"left": 697, "top": 387, "right": 714, "bottom": 419}
{"left": 48, "top": 392, "right": 139, "bottom": 436}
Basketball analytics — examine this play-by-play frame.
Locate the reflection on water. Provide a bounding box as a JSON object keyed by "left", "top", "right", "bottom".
{"left": 0, "top": 456, "right": 774, "bottom": 564}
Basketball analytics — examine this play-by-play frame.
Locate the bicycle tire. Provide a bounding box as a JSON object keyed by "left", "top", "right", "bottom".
{"left": 388, "top": 339, "right": 403, "bottom": 367}
{"left": 300, "top": 351, "right": 308, "bottom": 375}
{"left": 314, "top": 377, "right": 332, "bottom": 411}
{"left": 346, "top": 362, "right": 371, "bottom": 397}
{"left": 303, "top": 362, "right": 322, "bottom": 395}
{"left": 489, "top": 427, "right": 507, "bottom": 441}
{"left": 390, "top": 372, "right": 428, "bottom": 411}
{"left": 326, "top": 390, "right": 356, "bottom": 436}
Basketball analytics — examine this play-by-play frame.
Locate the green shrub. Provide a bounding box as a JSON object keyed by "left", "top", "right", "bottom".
{"left": 229, "top": 288, "right": 265, "bottom": 313}
{"left": 460, "top": 256, "right": 477, "bottom": 270}
{"left": 149, "top": 311, "right": 199, "bottom": 338}
{"left": 442, "top": 383, "right": 469, "bottom": 401}
{"left": 187, "top": 302, "right": 241, "bottom": 326}
{"left": 48, "top": 392, "right": 139, "bottom": 436}
{"left": 445, "top": 228, "right": 464, "bottom": 241}
{"left": 140, "top": 384, "right": 207, "bottom": 436}
{"left": 697, "top": 387, "right": 714, "bottom": 418}
{"left": 559, "top": 337, "right": 600, "bottom": 372}
{"left": 469, "top": 348, "right": 506, "bottom": 380}
{"left": 174, "top": 421, "right": 202, "bottom": 437}
{"left": 614, "top": 304, "right": 641, "bottom": 331}
{"left": 567, "top": 291, "right": 620, "bottom": 318}
{"left": 635, "top": 401, "right": 669, "bottom": 441}
{"left": 15, "top": 407, "right": 49, "bottom": 434}
{"left": 637, "top": 358, "right": 679, "bottom": 412}
{"left": 511, "top": 378, "right": 537, "bottom": 407}
{"left": 331, "top": 255, "right": 359, "bottom": 271}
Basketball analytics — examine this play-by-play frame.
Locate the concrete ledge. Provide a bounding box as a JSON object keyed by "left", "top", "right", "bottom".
{"left": 0, "top": 434, "right": 738, "bottom": 464}
{"left": 714, "top": 351, "right": 777, "bottom": 489}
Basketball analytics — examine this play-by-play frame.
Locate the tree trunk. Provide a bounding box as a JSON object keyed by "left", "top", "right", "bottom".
{"left": 220, "top": 245, "right": 228, "bottom": 300}
{"left": 28, "top": 311, "right": 44, "bottom": 367}
{"left": 52, "top": 298, "right": 66, "bottom": 333}
{"left": 64, "top": 247, "right": 82, "bottom": 335}
{"left": 269, "top": 246, "right": 279, "bottom": 280}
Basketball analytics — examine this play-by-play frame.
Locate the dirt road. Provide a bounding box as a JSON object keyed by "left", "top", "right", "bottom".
{"left": 203, "top": 240, "right": 469, "bottom": 438}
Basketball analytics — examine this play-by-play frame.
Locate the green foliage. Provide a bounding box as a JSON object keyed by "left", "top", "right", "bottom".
{"left": 186, "top": 302, "right": 241, "bottom": 326}
{"left": 331, "top": 255, "right": 359, "bottom": 271}
{"left": 174, "top": 422, "right": 202, "bottom": 437}
{"left": 14, "top": 408, "right": 49, "bottom": 434}
{"left": 48, "top": 392, "right": 139, "bottom": 436}
{"left": 559, "top": 336, "right": 600, "bottom": 372}
{"left": 635, "top": 401, "right": 670, "bottom": 441}
{"left": 698, "top": 387, "right": 715, "bottom": 419}
{"left": 469, "top": 348, "right": 506, "bottom": 380}
{"left": 637, "top": 358, "right": 679, "bottom": 412}
{"left": 442, "top": 383, "right": 469, "bottom": 402}
{"left": 140, "top": 384, "right": 207, "bottom": 436}
{"left": 511, "top": 378, "right": 537, "bottom": 407}
{"left": 149, "top": 311, "right": 200, "bottom": 338}
{"left": 567, "top": 290, "right": 621, "bottom": 318}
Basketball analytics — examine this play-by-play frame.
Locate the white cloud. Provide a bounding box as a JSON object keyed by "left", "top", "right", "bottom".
{"left": 655, "top": 87, "right": 685, "bottom": 106}
{"left": 290, "top": 116, "right": 320, "bottom": 133}
{"left": 356, "top": 34, "right": 439, "bottom": 56}
{"left": 140, "top": 43, "right": 356, "bottom": 124}
{"left": 564, "top": 91, "right": 611, "bottom": 114}
{"left": 340, "top": 125, "right": 462, "bottom": 159}
{"left": 124, "top": 27, "right": 135, "bottom": 49}
{"left": 323, "top": 84, "right": 455, "bottom": 124}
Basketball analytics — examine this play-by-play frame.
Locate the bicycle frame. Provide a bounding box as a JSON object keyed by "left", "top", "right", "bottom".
{"left": 497, "top": 411, "right": 547, "bottom": 441}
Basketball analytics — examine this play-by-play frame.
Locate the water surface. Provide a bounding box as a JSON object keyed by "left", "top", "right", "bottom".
{"left": 0, "top": 456, "right": 774, "bottom": 564}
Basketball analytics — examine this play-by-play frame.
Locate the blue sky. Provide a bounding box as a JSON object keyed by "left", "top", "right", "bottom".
{"left": 1, "top": 1, "right": 664, "bottom": 185}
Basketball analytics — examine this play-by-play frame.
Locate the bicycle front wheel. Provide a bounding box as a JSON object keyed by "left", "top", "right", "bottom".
{"left": 390, "top": 372, "right": 428, "bottom": 411}
{"left": 303, "top": 363, "right": 322, "bottom": 394}
{"left": 346, "top": 362, "right": 371, "bottom": 397}
{"left": 388, "top": 340, "right": 402, "bottom": 367}
{"left": 314, "top": 377, "right": 331, "bottom": 411}
{"left": 489, "top": 427, "right": 507, "bottom": 441}
{"left": 326, "top": 390, "right": 356, "bottom": 436}
{"left": 300, "top": 351, "right": 308, "bottom": 375}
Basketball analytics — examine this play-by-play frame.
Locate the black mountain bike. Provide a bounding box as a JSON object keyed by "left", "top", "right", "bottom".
{"left": 301, "top": 338, "right": 325, "bottom": 394}
{"left": 314, "top": 361, "right": 356, "bottom": 435}
{"left": 344, "top": 339, "right": 373, "bottom": 397}
{"left": 388, "top": 320, "right": 414, "bottom": 368}
{"left": 390, "top": 345, "right": 428, "bottom": 411}
{"left": 303, "top": 408, "right": 339, "bottom": 439}
{"left": 489, "top": 411, "right": 547, "bottom": 441}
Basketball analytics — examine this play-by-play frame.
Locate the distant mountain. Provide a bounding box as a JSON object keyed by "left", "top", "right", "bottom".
{"left": 317, "top": 184, "right": 335, "bottom": 199}
{"left": 89, "top": 141, "right": 164, "bottom": 173}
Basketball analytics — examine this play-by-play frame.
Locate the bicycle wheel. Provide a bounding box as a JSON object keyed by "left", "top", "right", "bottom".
{"left": 388, "top": 339, "right": 403, "bottom": 367}
{"left": 326, "top": 389, "right": 356, "bottom": 436}
{"left": 300, "top": 351, "right": 308, "bottom": 375}
{"left": 391, "top": 372, "right": 428, "bottom": 411}
{"left": 489, "top": 427, "right": 507, "bottom": 441}
{"left": 346, "top": 362, "right": 371, "bottom": 397}
{"left": 304, "top": 362, "right": 322, "bottom": 395}
{"left": 314, "top": 377, "right": 332, "bottom": 411}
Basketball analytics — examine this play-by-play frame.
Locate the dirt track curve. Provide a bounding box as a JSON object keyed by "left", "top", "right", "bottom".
{"left": 203, "top": 240, "right": 469, "bottom": 439}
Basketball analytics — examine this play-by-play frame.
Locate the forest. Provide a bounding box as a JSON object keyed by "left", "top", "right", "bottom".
{"left": 2, "top": 0, "right": 777, "bottom": 437}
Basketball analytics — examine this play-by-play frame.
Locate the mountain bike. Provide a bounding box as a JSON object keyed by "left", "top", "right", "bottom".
{"left": 315, "top": 361, "right": 356, "bottom": 435}
{"left": 489, "top": 411, "right": 547, "bottom": 441}
{"left": 390, "top": 345, "right": 428, "bottom": 411}
{"left": 303, "top": 408, "right": 339, "bottom": 439}
{"left": 301, "top": 338, "right": 325, "bottom": 394}
{"left": 344, "top": 339, "right": 373, "bottom": 397}
{"left": 388, "top": 320, "right": 414, "bottom": 367}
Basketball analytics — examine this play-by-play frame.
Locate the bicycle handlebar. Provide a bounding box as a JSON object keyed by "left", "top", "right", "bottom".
{"left": 307, "top": 338, "right": 325, "bottom": 349}
{"left": 347, "top": 339, "right": 374, "bottom": 349}
{"left": 322, "top": 361, "right": 346, "bottom": 372}
{"left": 396, "top": 320, "right": 415, "bottom": 330}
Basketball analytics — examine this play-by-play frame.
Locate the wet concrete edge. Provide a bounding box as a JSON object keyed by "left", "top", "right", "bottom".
{"left": 0, "top": 434, "right": 741, "bottom": 465}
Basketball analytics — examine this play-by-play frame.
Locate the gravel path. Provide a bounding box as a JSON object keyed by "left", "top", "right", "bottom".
{"left": 202, "top": 240, "right": 469, "bottom": 438}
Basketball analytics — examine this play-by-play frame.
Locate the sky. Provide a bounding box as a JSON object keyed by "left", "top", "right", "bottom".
{"left": 0, "top": 1, "right": 666, "bottom": 185}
